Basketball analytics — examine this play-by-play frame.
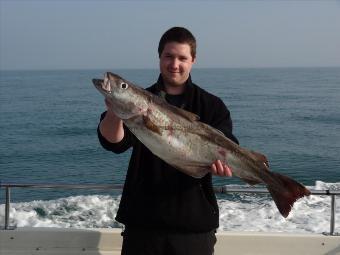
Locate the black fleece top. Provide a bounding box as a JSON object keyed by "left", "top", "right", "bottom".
{"left": 97, "top": 75, "right": 238, "bottom": 233}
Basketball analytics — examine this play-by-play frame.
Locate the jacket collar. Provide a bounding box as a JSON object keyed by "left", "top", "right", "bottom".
{"left": 151, "top": 74, "right": 195, "bottom": 111}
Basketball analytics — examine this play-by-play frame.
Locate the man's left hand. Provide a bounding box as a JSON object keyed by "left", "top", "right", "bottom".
{"left": 211, "top": 160, "right": 232, "bottom": 177}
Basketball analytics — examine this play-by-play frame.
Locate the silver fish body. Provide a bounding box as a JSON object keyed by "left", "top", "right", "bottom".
{"left": 93, "top": 72, "right": 310, "bottom": 217}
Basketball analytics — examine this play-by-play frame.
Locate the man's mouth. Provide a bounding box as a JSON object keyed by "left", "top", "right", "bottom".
{"left": 169, "top": 71, "right": 181, "bottom": 75}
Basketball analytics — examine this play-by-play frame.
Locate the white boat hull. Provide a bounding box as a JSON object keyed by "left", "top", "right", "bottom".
{"left": 1, "top": 228, "right": 339, "bottom": 255}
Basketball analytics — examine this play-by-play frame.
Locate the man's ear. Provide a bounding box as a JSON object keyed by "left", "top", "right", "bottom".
{"left": 192, "top": 57, "right": 196, "bottom": 64}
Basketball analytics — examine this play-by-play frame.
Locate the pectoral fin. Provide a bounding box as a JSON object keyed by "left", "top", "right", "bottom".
{"left": 143, "top": 115, "right": 162, "bottom": 135}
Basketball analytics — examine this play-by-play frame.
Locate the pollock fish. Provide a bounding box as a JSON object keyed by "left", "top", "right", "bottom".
{"left": 92, "top": 72, "right": 310, "bottom": 218}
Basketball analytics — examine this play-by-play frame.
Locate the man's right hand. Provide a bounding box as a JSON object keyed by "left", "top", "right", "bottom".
{"left": 99, "top": 98, "right": 125, "bottom": 143}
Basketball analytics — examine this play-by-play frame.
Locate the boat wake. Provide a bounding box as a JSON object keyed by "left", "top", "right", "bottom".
{"left": 0, "top": 181, "right": 338, "bottom": 233}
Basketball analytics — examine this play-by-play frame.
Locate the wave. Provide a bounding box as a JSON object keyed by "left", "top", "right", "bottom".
{"left": 215, "top": 180, "right": 340, "bottom": 233}
{"left": 0, "top": 181, "right": 339, "bottom": 233}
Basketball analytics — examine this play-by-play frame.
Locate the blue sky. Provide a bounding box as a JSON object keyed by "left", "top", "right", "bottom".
{"left": 0, "top": 0, "right": 339, "bottom": 70}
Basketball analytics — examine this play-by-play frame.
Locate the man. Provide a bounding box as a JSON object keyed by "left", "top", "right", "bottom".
{"left": 98, "top": 27, "right": 238, "bottom": 255}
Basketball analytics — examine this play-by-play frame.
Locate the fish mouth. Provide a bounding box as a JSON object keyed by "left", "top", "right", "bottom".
{"left": 92, "top": 78, "right": 111, "bottom": 94}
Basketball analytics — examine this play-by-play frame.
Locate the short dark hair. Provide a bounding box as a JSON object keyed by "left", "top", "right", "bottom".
{"left": 158, "top": 27, "right": 196, "bottom": 59}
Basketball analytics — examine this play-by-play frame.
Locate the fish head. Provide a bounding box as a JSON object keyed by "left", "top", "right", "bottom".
{"left": 93, "top": 72, "right": 148, "bottom": 120}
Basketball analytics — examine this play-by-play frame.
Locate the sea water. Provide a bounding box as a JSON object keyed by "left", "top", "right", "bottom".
{"left": 0, "top": 68, "right": 339, "bottom": 233}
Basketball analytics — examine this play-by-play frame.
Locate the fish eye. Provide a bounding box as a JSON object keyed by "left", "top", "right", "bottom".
{"left": 120, "top": 83, "right": 128, "bottom": 89}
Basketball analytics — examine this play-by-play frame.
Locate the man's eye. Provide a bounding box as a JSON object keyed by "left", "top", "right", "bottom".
{"left": 120, "top": 83, "right": 129, "bottom": 89}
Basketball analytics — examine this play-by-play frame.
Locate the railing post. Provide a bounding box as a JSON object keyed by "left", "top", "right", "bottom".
{"left": 5, "top": 186, "right": 10, "bottom": 230}
{"left": 330, "top": 194, "right": 335, "bottom": 236}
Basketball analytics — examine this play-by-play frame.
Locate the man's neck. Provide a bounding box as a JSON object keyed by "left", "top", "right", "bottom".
{"left": 164, "top": 82, "right": 186, "bottom": 95}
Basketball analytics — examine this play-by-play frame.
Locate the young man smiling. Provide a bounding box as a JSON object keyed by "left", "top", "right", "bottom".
{"left": 98, "top": 27, "right": 238, "bottom": 255}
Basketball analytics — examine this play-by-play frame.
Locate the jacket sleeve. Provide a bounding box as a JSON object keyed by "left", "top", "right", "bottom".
{"left": 97, "top": 112, "right": 134, "bottom": 153}
{"left": 211, "top": 98, "right": 239, "bottom": 145}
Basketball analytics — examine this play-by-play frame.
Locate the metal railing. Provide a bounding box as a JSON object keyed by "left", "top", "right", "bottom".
{"left": 0, "top": 182, "right": 123, "bottom": 231}
{"left": 0, "top": 182, "right": 338, "bottom": 235}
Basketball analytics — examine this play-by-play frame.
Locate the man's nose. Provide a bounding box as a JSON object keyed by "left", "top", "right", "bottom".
{"left": 170, "top": 58, "right": 180, "bottom": 69}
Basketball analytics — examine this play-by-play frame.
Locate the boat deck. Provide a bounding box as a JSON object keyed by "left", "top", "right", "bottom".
{"left": 1, "top": 227, "right": 339, "bottom": 255}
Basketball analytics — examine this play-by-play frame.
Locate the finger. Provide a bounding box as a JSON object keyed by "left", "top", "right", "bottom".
{"left": 223, "top": 165, "right": 232, "bottom": 177}
{"left": 211, "top": 163, "right": 217, "bottom": 175}
{"left": 216, "top": 160, "right": 224, "bottom": 176}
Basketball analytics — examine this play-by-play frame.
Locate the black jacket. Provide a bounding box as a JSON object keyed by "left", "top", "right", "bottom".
{"left": 97, "top": 75, "right": 238, "bottom": 233}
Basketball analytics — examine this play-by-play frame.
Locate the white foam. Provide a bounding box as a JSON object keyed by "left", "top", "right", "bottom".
{"left": 0, "top": 181, "right": 339, "bottom": 234}
{"left": 0, "top": 195, "right": 122, "bottom": 229}
{"left": 218, "top": 192, "right": 335, "bottom": 233}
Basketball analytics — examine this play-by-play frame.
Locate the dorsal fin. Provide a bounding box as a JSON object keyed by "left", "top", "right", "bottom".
{"left": 248, "top": 150, "right": 270, "bottom": 168}
{"left": 169, "top": 106, "right": 200, "bottom": 122}
{"left": 151, "top": 93, "right": 200, "bottom": 122}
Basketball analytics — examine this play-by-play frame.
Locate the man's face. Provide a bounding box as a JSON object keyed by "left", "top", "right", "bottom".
{"left": 159, "top": 42, "right": 195, "bottom": 87}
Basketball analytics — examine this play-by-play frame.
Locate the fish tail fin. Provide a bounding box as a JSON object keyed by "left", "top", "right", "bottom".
{"left": 267, "top": 172, "right": 311, "bottom": 218}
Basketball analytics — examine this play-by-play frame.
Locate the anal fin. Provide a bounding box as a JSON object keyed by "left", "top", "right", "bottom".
{"left": 240, "top": 177, "right": 262, "bottom": 186}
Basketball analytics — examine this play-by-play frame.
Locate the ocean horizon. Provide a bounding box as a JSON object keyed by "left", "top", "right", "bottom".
{"left": 1, "top": 66, "right": 340, "bottom": 72}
